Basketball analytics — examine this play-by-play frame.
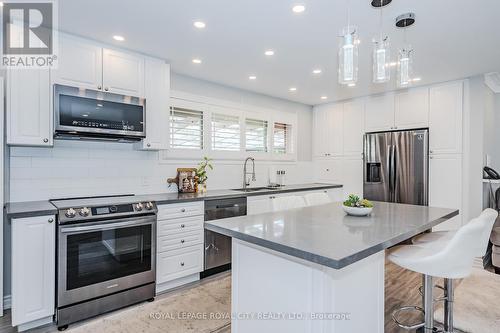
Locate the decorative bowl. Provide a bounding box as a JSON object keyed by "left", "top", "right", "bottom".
{"left": 342, "top": 205, "right": 373, "bottom": 217}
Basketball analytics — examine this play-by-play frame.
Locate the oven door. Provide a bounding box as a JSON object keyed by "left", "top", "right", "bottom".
{"left": 58, "top": 216, "right": 156, "bottom": 307}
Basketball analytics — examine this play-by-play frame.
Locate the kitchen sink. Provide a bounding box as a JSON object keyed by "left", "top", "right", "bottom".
{"left": 231, "top": 186, "right": 281, "bottom": 192}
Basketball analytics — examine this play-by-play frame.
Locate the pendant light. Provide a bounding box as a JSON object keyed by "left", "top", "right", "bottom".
{"left": 338, "top": 0, "right": 359, "bottom": 86}
{"left": 372, "top": 0, "right": 391, "bottom": 83}
{"left": 395, "top": 13, "right": 415, "bottom": 87}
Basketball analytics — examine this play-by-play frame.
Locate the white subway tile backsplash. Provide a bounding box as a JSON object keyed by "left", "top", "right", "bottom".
{"left": 9, "top": 141, "right": 314, "bottom": 202}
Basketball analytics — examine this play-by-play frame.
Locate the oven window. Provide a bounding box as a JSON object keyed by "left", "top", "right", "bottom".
{"left": 59, "top": 94, "right": 144, "bottom": 132}
{"left": 66, "top": 224, "right": 152, "bottom": 290}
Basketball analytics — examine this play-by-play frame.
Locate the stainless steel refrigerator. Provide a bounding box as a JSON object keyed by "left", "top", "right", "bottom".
{"left": 363, "top": 129, "right": 429, "bottom": 205}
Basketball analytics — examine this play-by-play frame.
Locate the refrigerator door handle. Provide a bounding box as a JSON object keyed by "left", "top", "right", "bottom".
{"left": 390, "top": 145, "right": 397, "bottom": 202}
{"left": 387, "top": 145, "right": 393, "bottom": 201}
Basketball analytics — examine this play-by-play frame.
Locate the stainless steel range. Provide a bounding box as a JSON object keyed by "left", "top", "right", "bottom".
{"left": 50, "top": 195, "right": 157, "bottom": 330}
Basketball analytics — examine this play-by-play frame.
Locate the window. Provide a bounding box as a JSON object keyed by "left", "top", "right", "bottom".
{"left": 273, "top": 122, "right": 291, "bottom": 154}
{"left": 245, "top": 118, "right": 268, "bottom": 152}
{"left": 211, "top": 113, "right": 240, "bottom": 151}
{"left": 170, "top": 107, "right": 204, "bottom": 150}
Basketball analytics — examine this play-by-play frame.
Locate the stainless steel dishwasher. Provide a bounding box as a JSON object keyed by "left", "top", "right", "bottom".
{"left": 203, "top": 197, "right": 247, "bottom": 277}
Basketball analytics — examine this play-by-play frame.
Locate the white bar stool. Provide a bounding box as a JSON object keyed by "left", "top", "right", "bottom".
{"left": 304, "top": 192, "right": 331, "bottom": 206}
{"left": 271, "top": 195, "right": 306, "bottom": 212}
{"left": 388, "top": 209, "right": 498, "bottom": 333}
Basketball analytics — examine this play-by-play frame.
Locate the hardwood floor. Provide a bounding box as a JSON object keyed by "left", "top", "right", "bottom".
{"left": 0, "top": 260, "right": 460, "bottom": 333}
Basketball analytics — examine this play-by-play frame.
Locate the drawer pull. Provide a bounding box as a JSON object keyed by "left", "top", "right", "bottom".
{"left": 181, "top": 224, "right": 185, "bottom": 228}
{"left": 180, "top": 262, "right": 185, "bottom": 266}
{"left": 181, "top": 239, "right": 185, "bottom": 244}
{"left": 181, "top": 208, "right": 186, "bottom": 212}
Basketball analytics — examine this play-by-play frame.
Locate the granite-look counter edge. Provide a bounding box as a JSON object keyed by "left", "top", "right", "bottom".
{"left": 205, "top": 201, "right": 459, "bottom": 269}
{"left": 5, "top": 183, "right": 343, "bottom": 219}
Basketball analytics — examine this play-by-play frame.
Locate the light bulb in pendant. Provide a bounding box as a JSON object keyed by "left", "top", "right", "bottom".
{"left": 372, "top": 36, "right": 390, "bottom": 83}
{"left": 338, "top": 26, "right": 359, "bottom": 85}
{"left": 397, "top": 47, "right": 413, "bottom": 87}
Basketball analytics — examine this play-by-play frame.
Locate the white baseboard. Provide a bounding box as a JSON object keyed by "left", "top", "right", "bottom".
{"left": 156, "top": 273, "right": 200, "bottom": 295}
{"left": 3, "top": 294, "right": 11, "bottom": 310}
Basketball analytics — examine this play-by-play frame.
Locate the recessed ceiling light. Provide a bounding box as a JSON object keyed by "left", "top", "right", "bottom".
{"left": 192, "top": 58, "right": 202, "bottom": 64}
{"left": 249, "top": 75, "right": 257, "bottom": 80}
{"left": 193, "top": 21, "right": 206, "bottom": 29}
{"left": 312, "top": 69, "right": 322, "bottom": 75}
{"left": 289, "top": 87, "right": 297, "bottom": 92}
{"left": 321, "top": 96, "right": 328, "bottom": 100}
{"left": 113, "top": 35, "right": 125, "bottom": 42}
{"left": 388, "top": 62, "right": 398, "bottom": 67}
{"left": 264, "top": 50, "right": 275, "bottom": 56}
{"left": 411, "top": 77, "right": 422, "bottom": 82}
{"left": 292, "top": 4, "right": 306, "bottom": 13}
{"left": 348, "top": 83, "right": 356, "bottom": 87}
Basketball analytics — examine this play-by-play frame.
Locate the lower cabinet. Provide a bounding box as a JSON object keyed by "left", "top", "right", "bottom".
{"left": 156, "top": 202, "right": 204, "bottom": 292}
{"left": 11, "top": 215, "right": 55, "bottom": 329}
{"left": 429, "top": 153, "right": 463, "bottom": 231}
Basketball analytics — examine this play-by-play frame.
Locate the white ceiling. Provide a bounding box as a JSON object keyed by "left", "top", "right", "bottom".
{"left": 58, "top": 0, "right": 500, "bottom": 105}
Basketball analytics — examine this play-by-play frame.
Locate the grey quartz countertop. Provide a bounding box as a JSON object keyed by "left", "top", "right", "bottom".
{"left": 4, "top": 183, "right": 342, "bottom": 218}
{"left": 4, "top": 200, "right": 58, "bottom": 219}
{"left": 205, "top": 201, "right": 459, "bottom": 269}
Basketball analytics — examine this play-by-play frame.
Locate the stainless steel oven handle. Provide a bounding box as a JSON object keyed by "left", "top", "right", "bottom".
{"left": 60, "top": 217, "right": 155, "bottom": 234}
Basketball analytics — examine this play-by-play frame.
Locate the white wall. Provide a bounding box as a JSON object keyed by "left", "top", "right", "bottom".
{"left": 8, "top": 73, "right": 314, "bottom": 202}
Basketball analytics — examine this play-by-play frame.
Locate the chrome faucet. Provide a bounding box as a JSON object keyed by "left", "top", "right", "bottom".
{"left": 243, "top": 157, "right": 256, "bottom": 189}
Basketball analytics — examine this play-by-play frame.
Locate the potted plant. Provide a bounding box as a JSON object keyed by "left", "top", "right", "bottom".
{"left": 196, "top": 156, "right": 213, "bottom": 193}
{"left": 342, "top": 194, "right": 374, "bottom": 216}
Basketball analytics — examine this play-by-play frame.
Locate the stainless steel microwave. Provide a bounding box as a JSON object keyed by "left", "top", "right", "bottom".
{"left": 54, "top": 84, "right": 146, "bottom": 141}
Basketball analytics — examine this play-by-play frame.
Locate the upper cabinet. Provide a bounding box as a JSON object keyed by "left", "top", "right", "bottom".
{"left": 365, "top": 94, "right": 395, "bottom": 132}
{"left": 52, "top": 34, "right": 145, "bottom": 97}
{"left": 6, "top": 69, "right": 52, "bottom": 147}
{"left": 102, "top": 49, "right": 145, "bottom": 97}
{"left": 395, "top": 87, "right": 429, "bottom": 129}
{"left": 313, "top": 103, "right": 343, "bottom": 158}
{"left": 135, "top": 59, "right": 170, "bottom": 150}
{"left": 52, "top": 35, "right": 102, "bottom": 90}
{"left": 429, "top": 81, "right": 463, "bottom": 154}
{"left": 342, "top": 99, "right": 364, "bottom": 156}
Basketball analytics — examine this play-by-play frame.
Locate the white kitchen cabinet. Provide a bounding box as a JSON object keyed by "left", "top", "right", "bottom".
{"left": 365, "top": 94, "right": 395, "bottom": 132}
{"left": 343, "top": 99, "right": 365, "bottom": 156}
{"left": 429, "top": 154, "right": 462, "bottom": 231}
{"left": 52, "top": 35, "right": 103, "bottom": 90}
{"left": 135, "top": 59, "right": 170, "bottom": 150}
{"left": 429, "top": 82, "right": 463, "bottom": 154}
{"left": 11, "top": 215, "right": 55, "bottom": 329}
{"left": 247, "top": 195, "right": 274, "bottom": 215}
{"left": 157, "top": 244, "right": 204, "bottom": 284}
{"left": 395, "top": 87, "right": 429, "bottom": 129}
{"left": 103, "top": 48, "right": 145, "bottom": 97}
{"left": 7, "top": 69, "right": 52, "bottom": 147}
{"left": 314, "top": 158, "right": 343, "bottom": 184}
{"left": 312, "top": 103, "right": 343, "bottom": 157}
{"left": 341, "top": 156, "right": 364, "bottom": 198}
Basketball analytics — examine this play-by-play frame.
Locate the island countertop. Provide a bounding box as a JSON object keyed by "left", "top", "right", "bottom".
{"left": 205, "top": 201, "right": 459, "bottom": 269}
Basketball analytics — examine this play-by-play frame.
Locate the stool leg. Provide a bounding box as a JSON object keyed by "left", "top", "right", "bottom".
{"left": 423, "top": 275, "right": 434, "bottom": 333}
{"left": 444, "top": 279, "right": 454, "bottom": 333}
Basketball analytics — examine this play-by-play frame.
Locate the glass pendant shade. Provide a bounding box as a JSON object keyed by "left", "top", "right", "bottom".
{"left": 397, "top": 47, "right": 413, "bottom": 87}
{"left": 338, "top": 26, "right": 359, "bottom": 85}
{"left": 372, "top": 37, "right": 390, "bottom": 83}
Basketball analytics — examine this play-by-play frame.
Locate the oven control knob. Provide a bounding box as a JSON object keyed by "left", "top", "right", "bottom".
{"left": 145, "top": 202, "right": 154, "bottom": 210}
{"left": 79, "top": 207, "right": 90, "bottom": 217}
{"left": 65, "top": 208, "right": 76, "bottom": 218}
{"left": 135, "top": 203, "right": 143, "bottom": 211}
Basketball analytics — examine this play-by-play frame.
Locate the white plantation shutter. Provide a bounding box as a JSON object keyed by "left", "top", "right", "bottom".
{"left": 170, "top": 107, "right": 204, "bottom": 150}
{"left": 211, "top": 113, "right": 241, "bottom": 151}
{"left": 273, "top": 122, "right": 291, "bottom": 154}
{"left": 245, "top": 118, "right": 268, "bottom": 152}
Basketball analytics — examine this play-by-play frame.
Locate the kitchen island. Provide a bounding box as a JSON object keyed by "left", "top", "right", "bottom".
{"left": 205, "top": 201, "right": 458, "bottom": 333}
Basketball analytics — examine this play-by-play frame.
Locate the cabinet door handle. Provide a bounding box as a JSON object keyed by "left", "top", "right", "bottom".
{"left": 48, "top": 218, "right": 54, "bottom": 223}
{"left": 430, "top": 156, "right": 433, "bottom": 159}
{"left": 181, "top": 239, "right": 185, "bottom": 244}
{"left": 43, "top": 138, "right": 49, "bottom": 143}
{"left": 180, "top": 224, "right": 185, "bottom": 228}
{"left": 181, "top": 208, "right": 186, "bottom": 212}
{"left": 104, "top": 87, "right": 109, "bottom": 91}
{"left": 97, "top": 85, "right": 102, "bottom": 90}
{"left": 269, "top": 196, "right": 275, "bottom": 199}
{"left": 180, "top": 262, "right": 185, "bottom": 267}
{"left": 147, "top": 143, "right": 151, "bottom": 147}
{"left": 429, "top": 150, "right": 433, "bottom": 154}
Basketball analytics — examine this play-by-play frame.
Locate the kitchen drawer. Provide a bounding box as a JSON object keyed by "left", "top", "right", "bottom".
{"left": 157, "top": 215, "right": 203, "bottom": 237}
{"left": 156, "top": 244, "right": 203, "bottom": 284}
{"left": 157, "top": 201, "right": 204, "bottom": 220}
{"left": 158, "top": 231, "right": 203, "bottom": 253}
